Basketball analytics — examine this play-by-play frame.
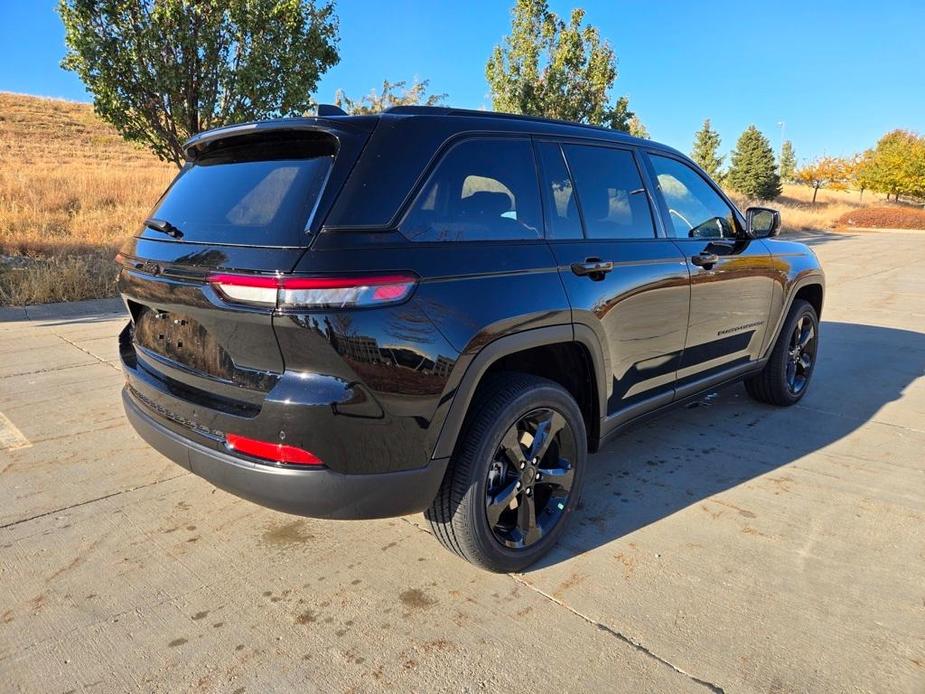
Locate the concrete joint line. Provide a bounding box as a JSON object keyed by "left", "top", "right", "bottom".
{"left": 509, "top": 574, "right": 726, "bottom": 694}
{"left": 57, "top": 334, "right": 121, "bottom": 372}
{"left": 0, "top": 472, "right": 190, "bottom": 530}
{"left": 0, "top": 361, "right": 98, "bottom": 379}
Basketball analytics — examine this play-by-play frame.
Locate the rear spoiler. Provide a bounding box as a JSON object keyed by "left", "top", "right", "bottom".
{"left": 182, "top": 116, "right": 378, "bottom": 161}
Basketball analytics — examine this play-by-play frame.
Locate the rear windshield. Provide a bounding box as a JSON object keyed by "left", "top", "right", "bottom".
{"left": 144, "top": 135, "right": 335, "bottom": 247}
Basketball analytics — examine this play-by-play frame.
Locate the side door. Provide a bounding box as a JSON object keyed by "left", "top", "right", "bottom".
{"left": 535, "top": 140, "right": 690, "bottom": 427}
{"left": 389, "top": 133, "right": 572, "bottom": 394}
{"left": 642, "top": 152, "right": 775, "bottom": 395}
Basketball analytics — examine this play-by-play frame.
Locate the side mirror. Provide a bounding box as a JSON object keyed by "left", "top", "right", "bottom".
{"left": 745, "top": 207, "right": 781, "bottom": 238}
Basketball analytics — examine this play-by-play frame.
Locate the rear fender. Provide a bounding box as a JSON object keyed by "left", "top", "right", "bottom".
{"left": 429, "top": 325, "right": 607, "bottom": 460}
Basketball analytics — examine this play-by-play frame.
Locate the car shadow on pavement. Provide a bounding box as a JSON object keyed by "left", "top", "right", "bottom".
{"left": 530, "top": 321, "right": 925, "bottom": 570}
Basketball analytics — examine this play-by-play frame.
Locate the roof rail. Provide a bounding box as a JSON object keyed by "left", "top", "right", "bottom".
{"left": 382, "top": 105, "right": 630, "bottom": 137}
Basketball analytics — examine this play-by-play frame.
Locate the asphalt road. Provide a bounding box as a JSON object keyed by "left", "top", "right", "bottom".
{"left": 1, "top": 230, "right": 923, "bottom": 693}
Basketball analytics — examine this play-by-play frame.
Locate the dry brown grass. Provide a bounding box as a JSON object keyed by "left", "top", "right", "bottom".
{"left": 0, "top": 251, "right": 118, "bottom": 305}
{"left": 0, "top": 92, "right": 174, "bottom": 305}
{"left": 726, "top": 184, "right": 890, "bottom": 232}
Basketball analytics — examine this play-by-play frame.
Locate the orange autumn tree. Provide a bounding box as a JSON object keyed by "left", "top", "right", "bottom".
{"left": 794, "top": 156, "right": 852, "bottom": 204}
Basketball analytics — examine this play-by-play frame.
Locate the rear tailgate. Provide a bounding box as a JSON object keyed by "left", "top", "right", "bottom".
{"left": 118, "top": 118, "right": 373, "bottom": 436}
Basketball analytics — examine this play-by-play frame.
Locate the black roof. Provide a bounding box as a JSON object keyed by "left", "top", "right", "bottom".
{"left": 184, "top": 104, "right": 680, "bottom": 159}
{"left": 385, "top": 105, "right": 676, "bottom": 153}
{"left": 383, "top": 105, "right": 642, "bottom": 138}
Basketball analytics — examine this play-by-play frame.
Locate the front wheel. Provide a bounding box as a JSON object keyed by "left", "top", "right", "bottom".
{"left": 425, "top": 373, "right": 586, "bottom": 572}
{"left": 745, "top": 299, "right": 819, "bottom": 406}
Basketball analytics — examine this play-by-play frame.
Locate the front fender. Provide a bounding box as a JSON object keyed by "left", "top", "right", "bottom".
{"left": 760, "top": 238, "right": 825, "bottom": 358}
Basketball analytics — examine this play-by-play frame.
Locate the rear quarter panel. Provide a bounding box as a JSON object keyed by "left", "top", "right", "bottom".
{"left": 293, "top": 236, "right": 572, "bottom": 465}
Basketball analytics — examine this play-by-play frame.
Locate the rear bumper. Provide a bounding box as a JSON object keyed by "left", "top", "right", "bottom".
{"left": 123, "top": 388, "right": 448, "bottom": 520}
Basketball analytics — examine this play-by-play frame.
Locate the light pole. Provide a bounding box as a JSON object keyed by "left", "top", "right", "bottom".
{"left": 778, "top": 121, "right": 785, "bottom": 178}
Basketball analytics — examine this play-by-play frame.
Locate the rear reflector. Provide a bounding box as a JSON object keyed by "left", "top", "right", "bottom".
{"left": 208, "top": 273, "right": 416, "bottom": 309}
{"left": 225, "top": 433, "right": 323, "bottom": 466}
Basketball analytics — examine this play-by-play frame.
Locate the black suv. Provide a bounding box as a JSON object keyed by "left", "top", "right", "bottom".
{"left": 118, "top": 106, "right": 824, "bottom": 571}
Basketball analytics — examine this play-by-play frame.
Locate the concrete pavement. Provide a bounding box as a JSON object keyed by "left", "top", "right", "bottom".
{"left": 1, "top": 230, "right": 923, "bottom": 693}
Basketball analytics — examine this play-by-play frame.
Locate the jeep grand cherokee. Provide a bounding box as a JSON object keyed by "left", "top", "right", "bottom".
{"left": 117, "top": 106, "right": 824, "bottom": 571}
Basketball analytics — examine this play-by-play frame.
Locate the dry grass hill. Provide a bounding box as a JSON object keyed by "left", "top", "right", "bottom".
{"left": 0, "top": 92, "right": 173, "bottom": 304}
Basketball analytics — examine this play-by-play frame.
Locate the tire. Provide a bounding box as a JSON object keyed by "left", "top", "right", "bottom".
{"left": 745, "top": 299, "right": 819, "bottom": 406}
{"left": 425, "top": 373, "right": 587, "bottom": 572}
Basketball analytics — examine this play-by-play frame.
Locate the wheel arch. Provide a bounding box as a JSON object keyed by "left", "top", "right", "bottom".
{"left": 794, "top": 282, "right": 824, "bottom": 318}
{"left": 762, "top": 273, "right": 825, "bottom": 360}
{"left": 430, "top": 325, "right": 607, "bottom": 460}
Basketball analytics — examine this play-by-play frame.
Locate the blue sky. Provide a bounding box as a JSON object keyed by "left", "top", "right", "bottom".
{"left": 2, "top": 1, "right": 923, "bottom": 163}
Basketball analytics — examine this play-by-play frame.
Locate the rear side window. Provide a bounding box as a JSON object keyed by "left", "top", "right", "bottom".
{"left": 146, "top": 136, "right": 335, "bottom": 247}
{"left": 562, "top": 144, "right": 655, "bottom": 240}
{"left": 649, "top": 154, "right": 737, "bottom": 239}
{"left": 536, "top": 142, "right": 583, "bottom": 240}
{"left": 400, "top": 138, "right": 542, "bottom": 242}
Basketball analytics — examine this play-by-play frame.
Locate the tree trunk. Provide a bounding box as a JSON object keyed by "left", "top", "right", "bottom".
{"left": 812, "top": 186, "right": 819, "bottom": 204}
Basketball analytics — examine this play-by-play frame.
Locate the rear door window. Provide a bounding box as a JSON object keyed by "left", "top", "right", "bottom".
{"left": 400, "top": 138, "right": 542, "bottom": 242}
{"left": 145, "top": 136, "right": 335, "bottom": 247}
{"left": 562, "top": 144, "right": 656, "bottom": 240}
{"left": 536, "top": 142, "right": 583, "bottom": 240}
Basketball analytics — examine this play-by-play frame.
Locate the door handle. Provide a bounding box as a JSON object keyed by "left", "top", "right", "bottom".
{"left": 571, "top": 259, "right": 614, "bottom": 278}
{"left": 690, "top": 252, "right": 719, "bottom": 268}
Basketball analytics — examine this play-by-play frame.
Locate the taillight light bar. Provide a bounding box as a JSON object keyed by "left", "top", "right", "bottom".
{"left": 225, "top": 433, "right": 323, "bottom": 466}
{"left": 207, "top": 273, "right": 417, "bottom": 309}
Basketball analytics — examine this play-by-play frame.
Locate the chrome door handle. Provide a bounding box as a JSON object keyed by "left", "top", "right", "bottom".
{"left": 571, "top": 259, "right": 614, "bottom": 277}
{"left": 690, "top": 253, "right": 719, "bottom": 267}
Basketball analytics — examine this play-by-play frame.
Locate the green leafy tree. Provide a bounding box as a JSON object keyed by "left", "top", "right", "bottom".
{"left": 485, "top": 0, "right": 642, "bottom": 132}
{"left": 727, "top": 125, "right": 782, "bottom": 200}
{"left": 854, "top": 152, "right": 876, "bottom": 202}
{"left": 780, "top": 140, "right": 796, "bottom": 182}
{"left": 627, "top": 115, "right": 649, "bottom": 139}
{"left": 59, "top": 0, "right": 339, "bottom": 166}
{"left": 855, "top": 130, "right": 925, "bottom": 201}
{"left": 690, "top": 118, "right": 724, "bottom": 180}
{"left": 607, "top": 96, "right": 635, "bottom": 132}
{"left": 335, "top": 79, "right": 446, "bottom": 115}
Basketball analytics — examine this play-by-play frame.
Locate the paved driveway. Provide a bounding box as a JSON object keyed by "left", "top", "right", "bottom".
{"left": 1, "top": 230, "right": 923, "bottom": 693}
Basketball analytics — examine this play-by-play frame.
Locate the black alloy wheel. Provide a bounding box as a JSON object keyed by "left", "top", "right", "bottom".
{"left": 785, "top": 313, "right": 817, "bottom": 395}
{"left": 426, "top": 373, "right": 587, "bottom": 572}
{"left": 485, "top": 408, "right": 577, "bottom": 549}
{"left": 745, "top": 299, "right": 820, "bottom": 406}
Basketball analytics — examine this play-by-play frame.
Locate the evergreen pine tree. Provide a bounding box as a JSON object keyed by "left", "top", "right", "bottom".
{"left": 691, "top": 119, "right": 724, "bottom": 179}
{"left": 727, "top": 125, "right": 782, "bottom": 199}
{"left": 780, "top": 140, "right": 797, "bottom": 182}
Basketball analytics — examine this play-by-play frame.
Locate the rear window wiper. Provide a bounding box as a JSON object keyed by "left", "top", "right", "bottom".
{"left": 144, "top": 217, "right": 184, "bottom": 239}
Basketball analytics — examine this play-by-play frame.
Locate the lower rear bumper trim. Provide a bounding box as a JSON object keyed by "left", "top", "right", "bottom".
{"left": 123, "top": 388, "right": 448, "bottom": 520}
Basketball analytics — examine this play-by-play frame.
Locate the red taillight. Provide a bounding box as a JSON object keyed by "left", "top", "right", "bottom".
{"left": 225, "top": 433, "right": 323, "bottom": 466}
{"left": 373, "top": 283, "right": 409, "bottom": 301}
{"left": 207, "top": 273, "right": 417, "bottom": 309}
{"left": 207, "top": 273, "right": 280, "bottom": 307}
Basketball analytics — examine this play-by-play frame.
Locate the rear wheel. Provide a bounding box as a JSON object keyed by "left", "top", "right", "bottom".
{"left": 425, "top": 373, "right": 586, "bottom": 572}
{"left": 745, "top": 299, "right": 819, "bottom": 406}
